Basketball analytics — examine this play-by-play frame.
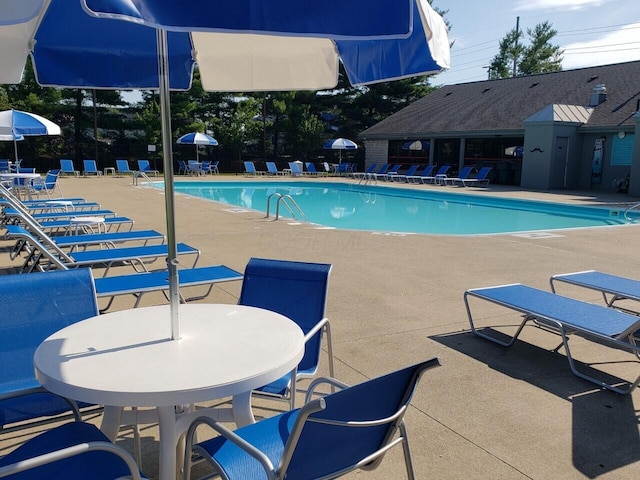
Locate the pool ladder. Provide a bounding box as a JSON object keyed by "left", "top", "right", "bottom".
{"left": 266, "top": 193, "right": 306, "bottom": 221}
{"left": 132, "top": 171, "right": 154, "bottom": 187}
{"left": 623, "top": 202, "right": 640, "bottom": 222}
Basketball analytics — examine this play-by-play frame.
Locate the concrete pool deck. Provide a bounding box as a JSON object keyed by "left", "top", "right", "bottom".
{"left": 1, "top": 174, "right": 640, "bottom": 479}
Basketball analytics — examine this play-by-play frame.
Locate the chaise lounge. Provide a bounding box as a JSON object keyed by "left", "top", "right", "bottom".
{"left": 464, "top": 282, "right": 640, "bottom": 394}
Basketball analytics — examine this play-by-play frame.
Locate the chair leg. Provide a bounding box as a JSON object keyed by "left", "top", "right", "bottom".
{"left": 399, "top": 422, "right": 416, "bottom": 480}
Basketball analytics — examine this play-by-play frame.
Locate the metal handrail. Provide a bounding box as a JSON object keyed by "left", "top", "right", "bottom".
{"left": 132, "top": 171, "right": 154, "bottom": 187}
{"left": 623, "top": 202, "right": 640, "bottom": 222}
{"left": 266, "top": 193, "right": 306, "bottom": 221}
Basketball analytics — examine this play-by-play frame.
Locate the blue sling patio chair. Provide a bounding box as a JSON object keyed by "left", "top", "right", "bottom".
{"left": 82, "top": 159, "right": 102, "bottom": 177}
{"left": 59, "top": 159, "right": 79, "bottom": 177}
{"left": 27, "top": 169, "right": 62, "bottom": 199}
{"left": 115, "top": 159, "right": 136, "bottom": 176}
{"left": 238, "top": 257, "right": 334, "bottom": 409}
{"left": 183, "top": 358, "right": 442, "bottom": 480}
{"left": 406, "top": 164, "right": 435, "bottom": 183}
{"left": 0, "top": 421, "right": 141, "bottom": 480}
{"left": 137, "top": 159, "right": 159, "bottom": 177}
{"left": 0, "top": 269, "right": 98, "bottom": 433}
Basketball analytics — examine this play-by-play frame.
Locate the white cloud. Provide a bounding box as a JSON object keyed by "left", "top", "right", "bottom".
{"left": 562, "top": 22, "right": 640, "bottom": 69}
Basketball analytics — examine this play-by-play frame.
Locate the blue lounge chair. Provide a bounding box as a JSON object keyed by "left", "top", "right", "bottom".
{"left": 82, "top": 159, "right": 102, "bottom": 177}
{"left": 444, "top": 166, "right": 473, "bottom": 186}
{"left": 115, "top": 159, "right": 135, "bottom": 176}
{"left": 406, "top": 164, "right": 435, "bottom": 183}
{"left": 0, "top": 269, "right": 98, "bottom": 432}
{"left": 137, "top": 159, "right": 159, "bottom": 176}
{"left": 0, "top": 159, "right": 9, "bottom": 173}
{"left": 177, "top": 160, "right": 188, "bottom": 175}
{"left": 352, "top": 163, "right": 378, "bottom": 181}
{"left": 370, "top": 163, "right": 390, "bottom": 180}
{"left": 238, "top": 257, "right": 334, "bottom": 409}
{"left": 421, "top": 164, "right": 450, "bottom": 184}
{"left": 95, "top": 264, "right": 243, "bottom": 311}
{"left": 5, "top": 224, "right": 200, "bottom": 275}
{"left": 183, "top": 358, "right": 442, "bottom": 480}
{"left": 550, "top": 270, "right": 640, "bottom": 314}
{"left": 243, "top": 161, "right": 265, "bottom": 176}
{"left": 59, "top": 159, "right": 79, "bottom": 177}
{"left": 266, "top": 161, "right": 285, "bottom": 176}
{"left": 0, "top": 422, "right": 141, "bottom": 479}
{"left": 288, "top": 161, "right": 304, "bottom": 177}
{"left": 461, "top": 166, "right": 492, "bottom": 187}
{"left": 390, "top": 164, "right": 420, "bottom": 182}
{"left": 305, "top": 162, "right": 325, "bottom": 176}
{"left": 464, "top": 283, "right": 640, "bottom": 394}
{"left": 382, "top": 164, "right": 403, "bottom": 181}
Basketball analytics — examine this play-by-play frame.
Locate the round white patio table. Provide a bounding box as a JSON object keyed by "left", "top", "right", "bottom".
{"left": 0, "top": 172, "right": 40, "bottom": 200}
{"left": 34, "top": 303, "right": 304, "bottom": 480}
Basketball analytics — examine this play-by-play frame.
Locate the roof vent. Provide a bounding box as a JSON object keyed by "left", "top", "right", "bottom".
{"left": 482, "top": 87, "right": 491, "bottom": 93}
{"left": 530, "top": 82, "right": 539, "bottom": 88}
{"left": 587, "top": 75, "right": 599, "bottom": 83}
{"left": 444, "top": 91, "right": 452, "bottom": 97}
{"left": 589, "top": 83, "right": 607, "bottom": 107}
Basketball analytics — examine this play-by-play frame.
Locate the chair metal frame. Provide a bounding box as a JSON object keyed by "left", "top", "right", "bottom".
{"left": 184, "top": 358, "right": 442, "bottom": 480}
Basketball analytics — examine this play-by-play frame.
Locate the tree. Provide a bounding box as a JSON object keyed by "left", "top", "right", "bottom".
{"left": 489, "top": 21, "right": 563, "bottom": 79}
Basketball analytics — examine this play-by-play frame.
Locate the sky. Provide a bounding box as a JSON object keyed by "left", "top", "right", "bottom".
{"left": 434, "top": 0, "right": 640, "bottom": 86}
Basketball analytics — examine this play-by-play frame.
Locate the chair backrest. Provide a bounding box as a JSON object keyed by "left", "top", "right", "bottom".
{"left": 266, "top": 162, "right": 278, "bottom": 174}
{"left": 137, "top": 159, "right": 150, "bottom": 171}
{"left": 457, "top": 166, "right": 473, "bottom": 179}
{"left": 244, "top": 161, "right": 256, "bottom": 173}
{"left": 0, "top": 159, "right": 9, "bottom": 172}
{"left": 477, "top": 166, "right": 492, "bottom": 179}
{"left": 305, "top": 162, "right": 317, "bottom": 173}
{"left": 403, "top": 164, "right": 419, "bottom": 176}
{"left": 376, "top": 164, "right": 390, "bottom": 174}
{"left": 364, "top": 163, "right": 377, "bottom": 174}
{"left": 387, "top": 164, "right": 401, "bottom": 174}
{"left": 239, "top": 258, "right": 331, "bottom": 373}
{"left": 83, "top": 159, "right": 97, "bottom": 171}
{"left": 116, "top": 159, "right": 131, "bottom": 172}
{"left": 281, "top": 358, "right": 442, "bottom": 477}
{"left": 288, "top": 162, "right": 302, "bottom": 174}
{"left": 323, "top": 162, "right": 331, "bottom": 172}
{"left": 44, "top": 169, "right": 60, "bottom": 187}
{"left": 0, "top": 269, "right": 99, "bottom": 427}
{"left": 422, "top": 165, "right": 435, "bottom": 176}
{"left": 60, "top": 159, "right": 75, "bottom": 172}
{"left": 435, "top": 165, "right": 450, "bottom": 176}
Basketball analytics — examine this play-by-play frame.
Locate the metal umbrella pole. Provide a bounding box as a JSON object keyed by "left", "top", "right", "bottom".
{"left": 157, "top": 28, "right": 181, "bottom": 340}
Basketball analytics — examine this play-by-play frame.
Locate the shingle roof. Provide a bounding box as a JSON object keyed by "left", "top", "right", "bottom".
{"left": 361, "top": 61, "right": 640, "bottom": 139}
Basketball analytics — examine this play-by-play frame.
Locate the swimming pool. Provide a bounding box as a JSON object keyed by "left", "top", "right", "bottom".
{"left": 168, "top": 181, "right": 635, "bottom": 235}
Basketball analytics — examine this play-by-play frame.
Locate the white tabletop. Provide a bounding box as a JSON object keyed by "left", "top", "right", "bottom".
{"left": 0, "top": 172, "right": 40, "bottom": 179}
{"left": 34, "top": 303, "right": 305, "bottom": 407}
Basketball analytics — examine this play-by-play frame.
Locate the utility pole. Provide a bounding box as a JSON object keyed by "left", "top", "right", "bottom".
{"left": 513, "top": 16, "right": 520, "bottom": 77}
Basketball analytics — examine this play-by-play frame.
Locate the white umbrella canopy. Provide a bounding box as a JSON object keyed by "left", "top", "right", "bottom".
{"left": 177, "top": 132, "right": 219, "bottom": 161}
{"left": 0, "top": 109, "right": 61, "bottom": 162}
{"left": 324, "top": 138, "right": 358, "bottom": 163}
{"left": 0, "top": 0, "right": 450, "bottom": 340}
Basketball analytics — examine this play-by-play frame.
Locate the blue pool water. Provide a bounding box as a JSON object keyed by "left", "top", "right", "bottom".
{"left": 168, "top": 181, "right": 634, "bottom": 235}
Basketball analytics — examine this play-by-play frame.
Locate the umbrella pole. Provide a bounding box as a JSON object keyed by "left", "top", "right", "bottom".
{"left": 157, "top": 28, "right": 181, "bottom": 340}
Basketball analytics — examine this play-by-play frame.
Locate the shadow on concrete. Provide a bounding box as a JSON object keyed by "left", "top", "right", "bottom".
{"left": 431, "top": 330, "right": 640, "bottom": 478}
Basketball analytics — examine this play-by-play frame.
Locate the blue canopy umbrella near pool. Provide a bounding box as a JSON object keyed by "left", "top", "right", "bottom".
{"left": 402, "top": 140, "right": 430, "bottom": 151}
{"left": 0, "top": 109, "right": 60, "bottom": 163}
{"left": 0, "top": 0, "right": 450, "bottom": 339}
{"left": 177, "top": 132, "right": 219, "bottom": 161}
{"left": 324, "top": 138, "right": 358, "bottom": 163}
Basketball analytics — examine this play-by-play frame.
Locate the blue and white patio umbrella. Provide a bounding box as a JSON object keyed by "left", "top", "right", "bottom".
{"left": 324, "top": 138, "right": 358, "bottom": 163}
{"left": 177, "top": 133, "right": 219, "bottom": 161}
{"left": 402, "top": 140, "right": 430, "bottom": 151}
{"left": 0, "top": 109, "right": 61, "bottom": 163}
{"left": 0, "top": 0, "right": 450, "bottom": 340}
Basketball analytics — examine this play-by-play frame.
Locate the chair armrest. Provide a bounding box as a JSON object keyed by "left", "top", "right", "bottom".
{"left": 184, "top": 416, "right": 276, "bottom": 476}
{"left": 304, "top": 376, "right": 350, "bottom": 403}
{"left": 0, "top": 442, "right": 142, "bottom": 479}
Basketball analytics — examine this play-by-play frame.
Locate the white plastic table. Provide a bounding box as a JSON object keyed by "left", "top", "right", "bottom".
{"left": 34, "top": 303, "right": 304, "bottom": 480}
{"left": 0, "top": 172, "right": 40, "bottom": 200}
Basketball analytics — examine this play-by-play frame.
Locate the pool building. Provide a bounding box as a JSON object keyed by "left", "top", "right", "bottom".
{"left": 361, "top": 60, "right": 640, "bottom": 195}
